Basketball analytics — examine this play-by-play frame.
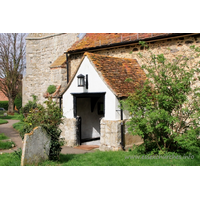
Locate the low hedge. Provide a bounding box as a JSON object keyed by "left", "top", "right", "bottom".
{"left": 0, "top": 101, "right": 8, "bottom": 110}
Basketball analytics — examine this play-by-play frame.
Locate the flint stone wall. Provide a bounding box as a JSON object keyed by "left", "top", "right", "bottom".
{"left": 21, "top": 126, "right": 51, "bottom": 166}
{"left": 23, "top": 34, "right": 200, "bottom": 107}
{"left": 23, "top": 33, "right": 79, "bottom": 106}
{"left": 69, "top": 34, "right": 200, "bottom": 82}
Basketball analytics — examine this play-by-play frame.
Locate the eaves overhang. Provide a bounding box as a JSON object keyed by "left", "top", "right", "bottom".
{"left": 66, "top": 33, "right": 197, "bottom": 54}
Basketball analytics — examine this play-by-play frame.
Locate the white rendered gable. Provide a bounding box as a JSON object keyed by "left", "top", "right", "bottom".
{"left": 63, "top": 56, "right": 121, "bottom": 120}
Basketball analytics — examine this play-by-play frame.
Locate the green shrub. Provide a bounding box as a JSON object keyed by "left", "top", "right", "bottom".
{"left": 12, "top": 122, "right": 27, "bottom": 137}
{"left": 174, "top": 128, "right": 200, "bottom": 154}
{"left": 0, "top": 101, "right": 8, "bottom": 110}
{"left": 122, "top": 42, "right": 200, "bottom": 154}
{"left": 14, "top": 95, "right": 22, "bottom": 111}
{"left": 22, "top": 97, "right": 63, "bottom": 161}
{"left": 47, "top": 85, "right": 56, "bottom": 94}
{"left": 20, "top": 95, "right": 37, "bottom": 114}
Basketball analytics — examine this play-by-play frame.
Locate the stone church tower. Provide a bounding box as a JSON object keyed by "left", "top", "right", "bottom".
{"left": 23, "top": 33, "right": 79, "bottom": 105}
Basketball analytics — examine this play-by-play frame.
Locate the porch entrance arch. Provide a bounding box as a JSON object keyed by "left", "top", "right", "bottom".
{"left": 72, "top": 92, "right": 105, "bottom": 145}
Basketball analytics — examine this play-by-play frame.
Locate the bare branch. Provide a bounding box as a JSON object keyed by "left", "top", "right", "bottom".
{"left": 0, "top": 33, "right": 26, "bottom": 113}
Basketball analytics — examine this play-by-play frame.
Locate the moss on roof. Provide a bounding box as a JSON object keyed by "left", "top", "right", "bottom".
{"left": 67, "top": 33, "right": 173, "bottom": 52}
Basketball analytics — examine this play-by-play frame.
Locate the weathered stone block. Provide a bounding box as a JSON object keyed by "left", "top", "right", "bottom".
{"left": 59, "top": 118, "right": 78, "bottom": 146}
{"left": 99, "top": 118, "right": 143, "bottom": 151}
{"left": 21, "top": 126, "right": 51, "bottom": 166}
{"left": 100, "top": 118, "right": 121, "bottom": 151}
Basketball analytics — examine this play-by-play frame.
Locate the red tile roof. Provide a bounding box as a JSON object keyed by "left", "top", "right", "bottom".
{"left": 85, "top": 52, "right": 146, "bottom": 97}
{"left": 50, "top": 54, "right": 66, "bottom": 68}
{"left": 67, "top": 33, "right": 176, "bottom": 53}
{"left": 60, "top": 52, "right": 146, "bottom": 97}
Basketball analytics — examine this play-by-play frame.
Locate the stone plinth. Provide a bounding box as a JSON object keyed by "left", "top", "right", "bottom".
{"left": 99, "top": 118, "right": 122, "bottom": 151}
{"left": 99, "top": 118, "right": 143, "bottom": 151}
{"left": 59, "top": 118, "right": 78, "bottom": 146}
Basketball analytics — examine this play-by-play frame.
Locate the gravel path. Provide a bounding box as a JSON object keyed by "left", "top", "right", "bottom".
{"left": 0, "top": 120, "right": 22, "bottom": 153}
{"left": 0, "top": 120, "right": 96, "bottom": 154}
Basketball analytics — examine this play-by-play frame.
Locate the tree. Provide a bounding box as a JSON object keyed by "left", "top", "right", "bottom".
{"left": 122, "top": 42, "right": 200, "bottom": 154}
{"left": 0, "top": 33, "right": 26, "bottom": 113}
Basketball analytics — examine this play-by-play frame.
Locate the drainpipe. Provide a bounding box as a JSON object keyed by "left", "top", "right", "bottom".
{"left": 120, "top": 99, "right": 125, "bottom": 151}
{"left": 65, "top": 53, "right": 69, "bottom": 83}
{"left": 59, "top": 96, "right": 62, "bottom": 109}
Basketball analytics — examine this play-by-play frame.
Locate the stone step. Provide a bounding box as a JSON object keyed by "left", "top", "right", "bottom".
{"left": 74, "top": 145, "right": 99, "bottom": 151}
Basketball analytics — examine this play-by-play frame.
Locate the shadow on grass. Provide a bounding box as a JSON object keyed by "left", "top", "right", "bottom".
{"left": 59, "top": 153, "right": 81, "bottom": 163}
{"left": 43, "top": 150, "right": 200, "bottom": 166}
{"left": 38, "top": 152, "right": 87, "bottom": 166}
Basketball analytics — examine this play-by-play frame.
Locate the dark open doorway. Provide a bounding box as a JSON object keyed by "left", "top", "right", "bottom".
{"left": 72, "top": 93, "right": 105, "bottom": 145}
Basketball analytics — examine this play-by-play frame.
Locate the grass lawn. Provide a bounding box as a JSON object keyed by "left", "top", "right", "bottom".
{"left": 0, "top": 141, "right": 15, "bottom": 150}
{"left": 0, "top": 149, "right": 200, "bottom": 166}
{"left": 0, "top": 133, "right": 9, "bottom": 140}
{"left": 0, "top": 112, "right": 23, "bottom": 120}
{"left": 12, "top": 121, "right": 26, "bottom": 133}
{"left": 40, "top": 150, "right": 200, "bottom": 166}
{"left": 0, "top": 133, "right": 15, "bottom": 150}
{"left": 0, "top": 152, "right": 21, "bottom": 166}
{"left": 0, "top": 119, "right": 8, "bottom": 124}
